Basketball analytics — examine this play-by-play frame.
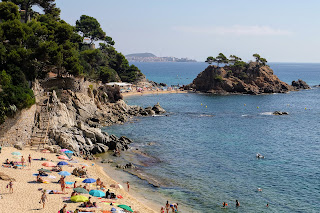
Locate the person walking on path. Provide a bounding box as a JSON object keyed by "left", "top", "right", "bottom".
{"left": 127, "top": 181, "right": 130, "bottom": 192}
{"left": 7, "top": 181, "right": 13, "bottom": 193}
{"left": 28, "top": 154, "right": 32, "bottom": 166}
{"left": 40, "top": 190, "right": 48, "bottom": 208}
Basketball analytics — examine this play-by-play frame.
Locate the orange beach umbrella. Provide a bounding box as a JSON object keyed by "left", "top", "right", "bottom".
{"left": 58, "top": 155, "right": 69, "bottom": 160}
{"left": 42, "top": 162, "right": 56, "bottom": 167}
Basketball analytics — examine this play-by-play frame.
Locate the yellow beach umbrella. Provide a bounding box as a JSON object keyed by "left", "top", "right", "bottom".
{"left": 70, "top": 195, "right": 89, "bottom": 202}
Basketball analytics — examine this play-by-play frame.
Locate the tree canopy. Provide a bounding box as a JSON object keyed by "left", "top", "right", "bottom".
{"left": 76, "top": 15, "right": 106, "bottom": 44}
{"left": 0, "top": 1, "right": 144, "bottom": 124}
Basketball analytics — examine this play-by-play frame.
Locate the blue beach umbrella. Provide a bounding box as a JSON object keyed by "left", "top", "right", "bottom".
{"left": 65, "top": 181, "right": 74, "bottom": 185}
{"left": 89, "top": 190, "right": 105, "bottom": 197}
{"left": 82, "top": 178, "right": 96, "bottom": 183}
{"left": 58, "top": 171, "right": 71, "bottom": 176}
{"left": 57, "top": 161, "right": 69, "bottom": 166}
{"left": 11, "top": 151, "right": 21, "bottom": 155}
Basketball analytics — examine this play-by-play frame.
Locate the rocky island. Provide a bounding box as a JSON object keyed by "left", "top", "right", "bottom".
{"left": 185, "top": 53, "right": 310, "bottom": 94}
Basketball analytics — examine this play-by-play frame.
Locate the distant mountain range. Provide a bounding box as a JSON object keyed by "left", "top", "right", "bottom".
{"left": 125, "top": 53, "right": 197, "bottom": 62}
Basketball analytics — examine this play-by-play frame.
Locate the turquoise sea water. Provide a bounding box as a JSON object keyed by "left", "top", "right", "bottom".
{"left": 103, "top": 62, "right": 320, "bottom": 213}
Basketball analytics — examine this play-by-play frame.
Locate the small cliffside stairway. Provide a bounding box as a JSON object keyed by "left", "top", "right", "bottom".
{"left": 28, "top": 92, "right": 51, "bottom": 149}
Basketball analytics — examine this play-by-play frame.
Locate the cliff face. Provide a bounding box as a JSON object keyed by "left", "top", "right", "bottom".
{"left": 31, "top": 77, "right": 165, "bottom": 158}
{"left": 188, "top": 62, "right": 297, "bottom": 95}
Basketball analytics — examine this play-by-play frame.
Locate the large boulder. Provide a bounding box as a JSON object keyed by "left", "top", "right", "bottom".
{"left": 91, "top": 143, "right": 109, "bottom": 154}
{"left": 14, "top": 143, "right": 24, "bottom": 150}
{"left": 152, "top": 103, "right": 166, "bottom": 114}
{"left": 292, "top": 79, "right": 310, "bottom": 90}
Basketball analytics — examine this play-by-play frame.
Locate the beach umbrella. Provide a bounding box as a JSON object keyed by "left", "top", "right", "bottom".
{"left": 60, "top": 149, "right": 69, "bottom": 152}
{"left": 57, "top": 161, "right": 69, "bottom": 166}
{"left": 65, "top": 181, "right": 74, "bottom": 185}
{"left": 73, "top": 187, "right": 89, "bottom": 194}
{"left": 38, "top": 168, "right": 52, "bottom": 173}
{"left": 42, "top": 162, "right": 56, "bottom": 167}
{"left": 11, "top": 151, "right": 21, "bottom": 155}
{"left": 58, "top": 155, "right": 69, "bottom": 160}
{"left": 82, "top": 178, "right": 96, "bottom": 183}
{"left": 58, "top": 171, "right": 71, "bottom": 176}
{"left": 89, "top": 190, "right": 105, "bottom": 197}
{"left": 118, "top": 204, "right": 133, "bottom": 212}
{"left": 70, "top": 195, "right": 89, "bottom": 202}
{"left": 64, "top": 150, "right": 73, "bottom": 159}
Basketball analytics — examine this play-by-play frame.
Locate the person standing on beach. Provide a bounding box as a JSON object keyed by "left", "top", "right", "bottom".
{"left": 73, "top": 181, "right": 77, "bottom": 188}
{"left": 40, "top": 190, "right": 48, "bottom": 208}
{"left": 21, "top": 156, "right": 25, "bottom": 167}
{"left": 60, "top": 176, "right": 66, "bottom": 192}
{"left": 28, "top": 154, "right": 31, "bottom": 166}
{"left": 165, "top": 201, "right": 170, "bottom": 213}
{"left": 7, "top": 181, "right": 13, "bottom": 193}
{"left": 127, "top": 181, "right": 130, "bottom": 192}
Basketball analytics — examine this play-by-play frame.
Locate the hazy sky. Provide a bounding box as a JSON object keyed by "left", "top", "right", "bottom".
{"left": 55, "top": 0, "right": 320, "bottom": 62}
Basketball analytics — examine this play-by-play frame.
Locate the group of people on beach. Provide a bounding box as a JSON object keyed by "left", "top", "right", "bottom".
{"left": 161, "top": 201, "right": 178, "bottom": 213}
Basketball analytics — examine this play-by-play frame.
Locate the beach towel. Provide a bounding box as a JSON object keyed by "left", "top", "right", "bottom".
{"left": 61, "top": 197, "right": 70, "bottom": 201}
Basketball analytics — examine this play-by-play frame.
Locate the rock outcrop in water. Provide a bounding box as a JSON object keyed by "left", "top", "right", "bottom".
{"left": 33, "top": 77, "right": 165, "bottom": 158}
{"left": 185, "top": 62, "right": 309, "bottom": 95}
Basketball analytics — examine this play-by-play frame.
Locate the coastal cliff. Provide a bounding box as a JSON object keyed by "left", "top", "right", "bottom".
{"left": 17, "top": 77, "right": 166, "bottom": 158}
{"left": 186, "top": 62, "right": 309, "bottom": 94}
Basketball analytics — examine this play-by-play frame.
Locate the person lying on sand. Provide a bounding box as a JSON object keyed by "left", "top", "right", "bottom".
{"left": 48, "top": 190, "right": 67, "bottom": 194}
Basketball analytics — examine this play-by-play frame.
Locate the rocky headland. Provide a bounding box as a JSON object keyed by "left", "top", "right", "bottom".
{"left": 1, "top": 77, "right": 166, "bottom": 159}
{"left": 185, "top": 62, "right": 310, "bottom": 94}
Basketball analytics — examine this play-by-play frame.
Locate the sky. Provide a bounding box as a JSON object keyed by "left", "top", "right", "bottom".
{"left": 55, "top": 0, "right": 320, "bottom": 62}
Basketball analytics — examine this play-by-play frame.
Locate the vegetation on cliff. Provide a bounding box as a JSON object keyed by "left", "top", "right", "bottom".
{"left": 0, "top": 1, "right": 143, "bottom": 124}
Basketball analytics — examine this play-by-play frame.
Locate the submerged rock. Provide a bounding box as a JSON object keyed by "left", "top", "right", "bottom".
{"left": 273, "top": 111, "right": 289, "bottom": 115}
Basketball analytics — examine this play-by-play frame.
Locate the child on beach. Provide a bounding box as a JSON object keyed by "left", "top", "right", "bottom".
{"left": 40, "top": 190, "right": 48, "bottom": 208}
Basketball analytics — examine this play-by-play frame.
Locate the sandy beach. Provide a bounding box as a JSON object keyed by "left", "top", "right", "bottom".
{"left": 0, "top": 147, "right": 157, "bottom": 213}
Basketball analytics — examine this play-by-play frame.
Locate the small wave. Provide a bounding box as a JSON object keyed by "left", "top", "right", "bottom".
{"left": 199, "top": 114, "right": 214, "bottom": 117}
{"left": 152, "top": 114, "right": 166, "bottom": 117}
{"left": 260, "top": 112, "right": 273, "bottom": 115}
{"left": 242, "top": 114, "right": 248, "bottom": 117}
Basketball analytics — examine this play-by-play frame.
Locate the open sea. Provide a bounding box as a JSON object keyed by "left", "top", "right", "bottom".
{"left": 101, "top": 62, "right": 320, "bottom": 213}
